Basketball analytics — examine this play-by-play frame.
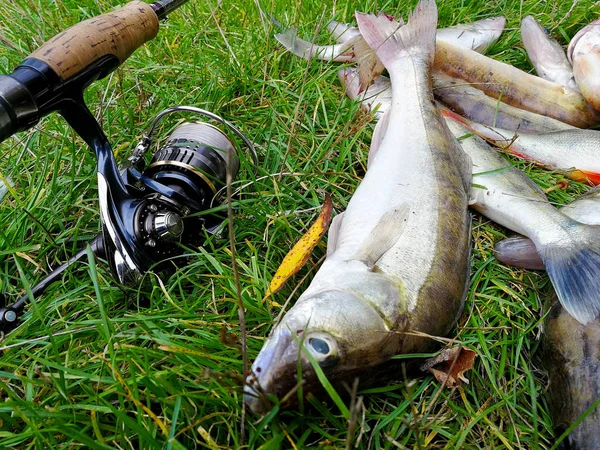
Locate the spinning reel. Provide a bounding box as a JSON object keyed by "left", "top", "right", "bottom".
{"left": 0, "top": 0, "right": 256, "bottom": 332}
{"left": 0, "top": 107, "right": 256, "bottom": 332}
{"left": 99, "top": 106, "right": 256, "bottom": 285}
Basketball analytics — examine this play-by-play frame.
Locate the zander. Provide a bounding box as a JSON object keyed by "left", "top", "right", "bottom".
{"left": 245, "top": 0, "right": 472, "bottom": 413}
{"left": 542, "top": 296, "right": 600, "bottom": 450}
{"left": 339, "top": 66, "right": 574, "bottom": 133}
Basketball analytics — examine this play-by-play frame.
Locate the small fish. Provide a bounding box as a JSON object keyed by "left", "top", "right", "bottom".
{"left": 442, "top": 108, "right": 600, "bottom": 185}
{"left": 434, "top": 40, "right": 600, "bottom": 128}
{"left": 339, "top": 66, "right": 575, "bottom": 133}
{"left": 246, "top": 0, "right": 472, "bottom": 414}
{"left": 275, "top": 28, "right": 360, "bottom": 62}
{"left": 275, "top": 15, "right": 505, "bottom": 63}
{"left": 568, "top": 19, "right": 600, "bottom": 111}
{"left": 521, "top": 16, "right": 577, "bottom": 89}
{"left": 542, "top": 295, "right": 600, "bottom": 450}
{"left": 434, "top": 73, "right": 576, "bottom": 133}
{"left": 495, "top": 186, "right": 600, "bottom": 270}
{"left": 446, "top": 118, "right": 600, "bottom": 325}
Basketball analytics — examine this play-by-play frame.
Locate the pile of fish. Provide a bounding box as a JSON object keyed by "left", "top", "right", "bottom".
{"left": 245, "top": 1, "right": 600, "bottom": 446}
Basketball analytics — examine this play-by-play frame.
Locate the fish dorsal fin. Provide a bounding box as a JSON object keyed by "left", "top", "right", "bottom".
{"left": 352, "top": 204, "right": 411, "bottom": 268}
{"left": 368, "top": 108, "right": 391, "bottom": 168}
{"left": 327, "top": 211, "right": 345, "bottom": 257}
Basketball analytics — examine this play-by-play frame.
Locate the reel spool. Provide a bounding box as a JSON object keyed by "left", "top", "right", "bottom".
{"left": 135, "top": 123, "right": 239, "bottom": 255}
{"left": 104, "top": 106, "right": 257, "bottom": 284}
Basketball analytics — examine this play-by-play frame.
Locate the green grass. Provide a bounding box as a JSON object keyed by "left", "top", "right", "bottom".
{"left": 0, "top": 0, "right": 599, "bottom": 448}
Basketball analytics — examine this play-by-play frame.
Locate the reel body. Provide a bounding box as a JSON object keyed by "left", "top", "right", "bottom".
{"left": 0, "top": 107, "right": 256, "bottom": 332}
{"left": 105, "top": 117, "right": 242, "bottom": 284}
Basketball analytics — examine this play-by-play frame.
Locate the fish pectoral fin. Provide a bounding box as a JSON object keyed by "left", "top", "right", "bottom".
{"left": 352, "top": 204, "right": 411, "bottom": 269}
{"left": 368, "top": 109, "right": 391, "bottom": 168}
{"left": 327, "top": 211, "right": 345, "bottom": 257}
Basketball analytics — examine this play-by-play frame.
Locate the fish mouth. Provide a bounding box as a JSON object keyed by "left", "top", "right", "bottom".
{"left": 487, "top": 16, "right": 507, "bottom": 31}
{"left": 521, "top": 16, "right": 547, "bottom": 54}
{"left": 244, "top": 327, "right": 296, "bottom": 414}
{"left": 567, "top": 19, "right": 599, "bottom": 62}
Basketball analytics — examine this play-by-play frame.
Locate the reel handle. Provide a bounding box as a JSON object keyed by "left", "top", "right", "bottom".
{"left": 0, "top": 236, "right": 105, "bottom": 333}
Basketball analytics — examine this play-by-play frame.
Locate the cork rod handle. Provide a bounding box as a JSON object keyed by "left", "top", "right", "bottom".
{"left": 30, "top": 1, "right": 159, "bottom": 81}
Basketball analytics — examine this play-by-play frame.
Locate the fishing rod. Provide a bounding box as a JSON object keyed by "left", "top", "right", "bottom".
{"left": 0, "top": 1, "right": 257, "bottom": 332}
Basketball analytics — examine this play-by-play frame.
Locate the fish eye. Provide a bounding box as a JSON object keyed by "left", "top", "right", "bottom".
{"left": 309, "top": 338, "right": 330, "bottom": 355}
{"left": 304, "top": 332, "right": 339, "bottom": 366}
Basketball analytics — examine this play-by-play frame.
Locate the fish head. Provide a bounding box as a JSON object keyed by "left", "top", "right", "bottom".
{"left": 521, "top": 15, "right": 572, "bottom": 81}
{"left": 244, "top": 288, "right": 393, "bottom": 414}
{"left": 568, "top": 21, "right": 600, "bottom": 108}
{"left": 568, "top": 18, "right": 600, "bottom": 63}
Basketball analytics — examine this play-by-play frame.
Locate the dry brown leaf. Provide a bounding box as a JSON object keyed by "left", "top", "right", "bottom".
{"left": 264, "top": 193, "right": 333, "bottom": 301}
{"left": 420, "top": 346, "right": 477, "bottom": 387}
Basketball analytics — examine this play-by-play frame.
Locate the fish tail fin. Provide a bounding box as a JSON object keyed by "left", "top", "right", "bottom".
{"left": 275, "top": 28, "right": 358, "bottom": 62}
{"left": 355, "top": 0, "right": 437, "bottom": 71}
{"left": 538, "top": 224, "right": 600, "bottom": 324}
{"left": 353, "top": 37, "right": 386, "bottom": 91}
{"left": 274, "top": 28, "right": 305, "bottom": 57}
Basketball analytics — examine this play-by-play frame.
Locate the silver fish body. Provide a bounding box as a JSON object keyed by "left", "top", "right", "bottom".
{"left": 495, "top": 186, "right": 600, "bottom": 270}
{"left": 436, "top": 16, "right": 505, "bottom": 54}
{"left": 246, "top": 0, "right": 472, "bottom": 414}
{"left": 446, "top": 118, "right": 600, "bottom": 325}
{"left": 568, "top": 19, "right": 600, "bottom": 111}
{"left": 521, "top": 16, "right": 577, "bottom": 89}
{"left": 442, "top": 109, "right": 600, "bottom": 185}
{"left": 275, "top": 15, "right": 505, "bottom": 63}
